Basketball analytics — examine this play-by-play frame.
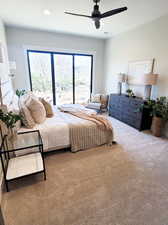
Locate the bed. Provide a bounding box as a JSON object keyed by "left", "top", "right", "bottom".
{"left": 18, "top": 105, "right": 114, "bottom": 153}
{"left": 0, "top": 80, "right": 114, "bottom": 153}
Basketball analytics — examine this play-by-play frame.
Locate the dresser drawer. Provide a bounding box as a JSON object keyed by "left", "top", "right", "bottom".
{"left": 109, "top": 104, "right": 122, "bottom": 112}
{"left": 130, "top": 99, "right": 143, "bottom": 108}
{"left": 110, "top": 95, "right": 122, "bottom": 105}
{"left": 109, "top": 94, "right": 151, "bottom": 130}
{"left": 110, "top": 110, "right": 122, "bottom": 120}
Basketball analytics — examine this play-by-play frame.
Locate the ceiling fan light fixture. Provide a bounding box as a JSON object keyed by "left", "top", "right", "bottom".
{"left": 43, "top": 9, "right": 51, "bottom": 16}
{"left": 64, "top": 0, "right": 128, "bottom": 29}
{"left": 95, "top": 20, "right": 100, "bottom": 29}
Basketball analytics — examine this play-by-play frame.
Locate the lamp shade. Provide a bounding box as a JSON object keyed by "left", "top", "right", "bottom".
{"left": 142, "top": 73, "right": 158, "bottom": 85}
{"left": 9, "top": 61, "right": 16, "bottom": 70}
{"left": 117, "top": 73, "right": 127, "bottom": 83}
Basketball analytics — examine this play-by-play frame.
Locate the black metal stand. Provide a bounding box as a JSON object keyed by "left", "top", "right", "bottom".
{"left": 0, "top": 130, "right": 46, "bottom": 192}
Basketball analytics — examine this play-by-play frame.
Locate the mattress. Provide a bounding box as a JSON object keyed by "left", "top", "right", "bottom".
{"left": 18, "top": 106, "right": 96, "bottom": 152}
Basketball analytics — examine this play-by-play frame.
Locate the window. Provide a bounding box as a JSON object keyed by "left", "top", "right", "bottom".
{"left": 27, "top": 50, "right": 93, "bottom": 105}
{"left": 28, "top": 52, "right": 53, "bottom": 103}
{"left": 54, "top": 54, "right": 73, "bottom": 105}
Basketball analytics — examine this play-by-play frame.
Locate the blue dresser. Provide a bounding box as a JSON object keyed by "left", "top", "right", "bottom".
{"left": 109, "top": 94, "right": 152, "bottom": 131}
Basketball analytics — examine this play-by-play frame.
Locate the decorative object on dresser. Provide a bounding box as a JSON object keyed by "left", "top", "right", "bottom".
{"left": 109, "top": 94, "right": 152, "bottom": 131}
{"left": 126, "top": 89, "right": 135, "bottom": 97}
{"left": 117, "top": 73, "right": 128, "bottom": 95}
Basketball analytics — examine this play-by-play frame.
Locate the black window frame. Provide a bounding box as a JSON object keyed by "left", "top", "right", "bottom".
{"left": 27, "top": 49, "right": 93, "bottom": 105}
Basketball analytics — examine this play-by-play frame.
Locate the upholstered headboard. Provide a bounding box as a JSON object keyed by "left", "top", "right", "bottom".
{"left": 0, "top": 79, "right": 14, "bottom": 108}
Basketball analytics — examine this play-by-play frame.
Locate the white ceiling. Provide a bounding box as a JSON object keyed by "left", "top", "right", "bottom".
{"left": 0, "top": 0, "right": 168, "bottom": 39}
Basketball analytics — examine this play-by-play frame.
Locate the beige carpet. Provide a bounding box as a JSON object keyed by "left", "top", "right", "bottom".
{"left": 2, "top": 117, "right": 168, "bottom": 225}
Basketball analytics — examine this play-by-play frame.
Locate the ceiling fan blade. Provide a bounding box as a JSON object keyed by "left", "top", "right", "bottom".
{"left": 64, "top": 12, "right": 92, "bottom": 18}
{"left": 100, "top": 7, "right": 127, "bottom": 19}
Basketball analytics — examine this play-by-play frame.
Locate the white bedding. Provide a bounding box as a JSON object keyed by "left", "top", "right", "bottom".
{"left": 18, "top": 105, "right": 96, "bottom": 152}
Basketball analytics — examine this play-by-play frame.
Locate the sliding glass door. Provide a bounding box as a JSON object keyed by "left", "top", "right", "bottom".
{"left": 28, "top": 52, "right": 53, "bottom": 103}
{"left": 54, "top": 54, "right": 73, "bottom": 105}
{"left": 75, "top": 55, "right": 92, "bottom": 104}
{"left": 27, "top": 50, "right": 93, "bottom": 105}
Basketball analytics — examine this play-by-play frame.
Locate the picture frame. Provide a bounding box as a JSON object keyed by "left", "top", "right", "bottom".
{"left": 127, "top": 59, "right": 155, "bottom": 98}
{"left": 128, "top": 59, "right": 154, "bottom": 85}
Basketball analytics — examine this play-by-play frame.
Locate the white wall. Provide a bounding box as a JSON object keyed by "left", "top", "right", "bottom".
{"left": 6, "top": 26, "right": 105, "bottom": 94}
{"left": 104, "top": 14, "right": 168, "bottom": 97}
{"left": 0, "top": 17, "right": 10, "bottom": 202}
{"left": 0, "top": 18, "right": 9, "bottom": 83}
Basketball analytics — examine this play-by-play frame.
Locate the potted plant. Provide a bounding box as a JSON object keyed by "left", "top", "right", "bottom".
{"left": 143, "top": 97, "right": 168, "bottom": 137}
{"left": 16, "top": 89, "right": 26, "bottom": 98}
{"left": 126, "top": 89, "right": 135, "bottom": 97}
{"left": 0, "top": 110, "right": 22, "bottom": 146}
{"left": 16, "top": 89, "right": 26, "bottom": 108}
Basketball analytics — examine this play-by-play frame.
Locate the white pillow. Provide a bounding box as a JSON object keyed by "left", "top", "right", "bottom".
{"left": 26, "top": 97, "right": 46, "bottom": 124}
{"left": 20, "top": 105, "right": 36, "bottom": 128}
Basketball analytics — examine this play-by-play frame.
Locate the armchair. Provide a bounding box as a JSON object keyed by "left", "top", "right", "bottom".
{"left": 86, "top": 94, "right": 109, "bottom": 113}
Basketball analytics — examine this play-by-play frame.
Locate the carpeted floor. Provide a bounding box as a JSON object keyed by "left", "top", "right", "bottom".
{"left": 2, "top": 117, "right": 168, "bottom": 225}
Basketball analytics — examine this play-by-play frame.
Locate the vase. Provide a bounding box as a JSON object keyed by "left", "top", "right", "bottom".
{"left": 151, "top": 116, "right": 164, "bottom": 137}
{"left": 7, "top": 127, "right": 18, "bottom": 149}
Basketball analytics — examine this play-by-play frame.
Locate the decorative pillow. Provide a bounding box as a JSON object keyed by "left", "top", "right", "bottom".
{"left": 20, "top": 91, "right": 38, "bottom": 106}
{"left": 26, "top": 97, "right": 46, "bottom": 124}
{"left": 92, "top": 94, "right": 101, "bottom": 103}
{"left": 39, "top": 98, "right": 54, "bottom": 118}
{"left": 20, "top": 105, "right": 36, "bottom": 128}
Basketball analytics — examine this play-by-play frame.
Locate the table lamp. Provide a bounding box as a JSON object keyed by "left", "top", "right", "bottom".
{"left": 117, "top": 73, "right": 127, "bottom": 95}
{"left": 9, "top": 61, "right": 16, "bottom": 78}
{"left": 143, "top": 73, "right": 158, "bottom": 99}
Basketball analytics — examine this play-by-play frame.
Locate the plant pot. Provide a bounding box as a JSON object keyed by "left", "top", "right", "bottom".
{"left": 151, "top": 116, "right": 164, "bottom": 137}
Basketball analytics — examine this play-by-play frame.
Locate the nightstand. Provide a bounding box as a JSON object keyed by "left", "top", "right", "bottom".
{"left": 0, "top": 130, "right": 46, "bottom": 192}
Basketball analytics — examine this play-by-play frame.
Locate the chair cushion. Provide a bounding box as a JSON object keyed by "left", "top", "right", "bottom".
{"left": 86, "top": 103, "right": 101, "bottom": 110}
{"left": 91, "top": 94, "right": 101, "bottom": 103}
{"left": 26, "top": 97, "right": 46, "bottom": 124}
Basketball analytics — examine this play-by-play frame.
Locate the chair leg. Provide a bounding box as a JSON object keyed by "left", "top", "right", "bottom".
{"left": 5, "top": 181, "right": 9, "bottom": 192}
{"left": 43, "top": 171, "right": 46, "bottom": 181}
{"left": 98, "top": 109, "right": 102, "bottom": 114}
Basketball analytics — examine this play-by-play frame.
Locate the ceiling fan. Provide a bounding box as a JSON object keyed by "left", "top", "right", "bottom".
{"left": 65, "top": 0, "right": 128, "bottom": 29}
